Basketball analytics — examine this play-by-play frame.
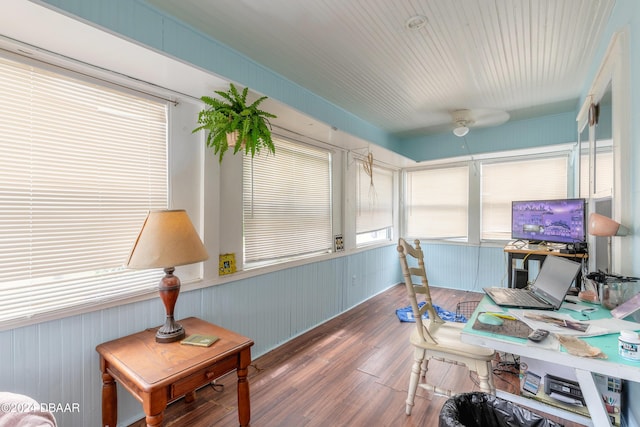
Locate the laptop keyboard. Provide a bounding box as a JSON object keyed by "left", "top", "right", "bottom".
{"left": 499, "top": 288, "right": 546, "bottom": 305}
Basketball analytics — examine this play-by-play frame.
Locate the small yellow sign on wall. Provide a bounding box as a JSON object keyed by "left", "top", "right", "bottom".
{"left": 219, "top": 253, "right": 237, "bottom": 275}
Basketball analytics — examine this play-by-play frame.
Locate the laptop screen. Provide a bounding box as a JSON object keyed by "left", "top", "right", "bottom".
{"left": 531, "top": 256, "right": 581, "bottom": 307}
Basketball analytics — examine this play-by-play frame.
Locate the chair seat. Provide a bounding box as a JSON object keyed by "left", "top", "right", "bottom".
{"left": 410, "top": 320, "right": 495, "bottom": 360}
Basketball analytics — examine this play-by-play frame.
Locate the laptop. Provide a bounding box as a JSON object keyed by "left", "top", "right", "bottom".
{"left": 483, "top": 256, "right": 581, "bottom": 310}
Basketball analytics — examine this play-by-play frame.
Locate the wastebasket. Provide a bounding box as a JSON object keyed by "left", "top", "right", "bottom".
{"left": 439, "top": 392, "right": 562, "bottom": 427}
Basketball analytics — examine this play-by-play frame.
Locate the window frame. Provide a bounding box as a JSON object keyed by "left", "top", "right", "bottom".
{"left": 579, "top": 140, "right": 614, "bottom": 199}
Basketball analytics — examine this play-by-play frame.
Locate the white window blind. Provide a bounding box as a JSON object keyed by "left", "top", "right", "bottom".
{"left": 243, "top": 138, "right": 332, "bottom": 265}
{"left": 0, "top": 54, "right": 169, "bottom": 327}
{"left": 481, "top": 156, "right": 568, "bottom": 240}
{"left": 356, "top": 162, "right": 393, "bottom": 244}
{"left": 405, "top": 166, "right": 469, "bottom": 239}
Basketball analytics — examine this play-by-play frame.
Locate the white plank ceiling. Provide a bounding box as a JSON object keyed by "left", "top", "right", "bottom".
{"left": 146, "top": 0, "right": 615, "bottom": 137}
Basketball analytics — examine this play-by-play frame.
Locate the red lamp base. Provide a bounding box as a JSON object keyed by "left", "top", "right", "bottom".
{"left": 156, "top": 316, "right": 186, "bottom": 343}
{"left": 156, "top": 267, "right": 185, "bottom": 343}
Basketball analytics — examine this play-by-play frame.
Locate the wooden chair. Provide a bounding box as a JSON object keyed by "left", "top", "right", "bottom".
{"left": 397, "top": 238, "right": 495, "bottom": 415}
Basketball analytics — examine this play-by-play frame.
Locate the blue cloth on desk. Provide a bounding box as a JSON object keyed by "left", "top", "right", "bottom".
{"left": 396, "top": 302, "right": 467, "bottom": 323}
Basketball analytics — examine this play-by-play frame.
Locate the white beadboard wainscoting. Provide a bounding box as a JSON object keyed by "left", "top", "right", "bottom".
{"left": 0, "top": 243, "right": 504, "bottom": 426}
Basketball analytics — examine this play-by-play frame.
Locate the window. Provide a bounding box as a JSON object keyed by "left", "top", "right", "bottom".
{"left": 0, "top": 53, "right": 169, "bottom": 327}
{"left": 481, "top": 155, "right": 568, "bottom": 240}
{"left": 243, "top": 138, "right": 332, "bottom": 265}
{"left": 356, "top": 163, "right": 393, "bottom": 245}
{"left": 405, "top": 165, "right": 469, "bottom": 240}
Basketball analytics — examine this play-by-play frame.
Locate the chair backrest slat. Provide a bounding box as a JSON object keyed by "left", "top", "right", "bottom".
{"left": 397, "top": 238, "right": 445, "bottom": 343}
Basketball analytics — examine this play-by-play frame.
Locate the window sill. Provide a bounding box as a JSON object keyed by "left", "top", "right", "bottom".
{"left": 185, "top": 241, "right": 398, "bottom": 292}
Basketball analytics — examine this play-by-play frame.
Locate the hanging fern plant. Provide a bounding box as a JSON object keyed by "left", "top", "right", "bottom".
{"left": 193, "top": 83, "right": 277, "bottom": 162}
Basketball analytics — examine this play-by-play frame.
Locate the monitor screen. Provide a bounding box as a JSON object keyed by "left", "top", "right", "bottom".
{"left": 511, "top": 198, "right": 586, "bottom": 244}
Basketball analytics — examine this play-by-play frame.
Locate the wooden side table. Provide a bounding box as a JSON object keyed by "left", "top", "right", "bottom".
{"left": 96, "top": 317, "right": 254, "bottom": 427}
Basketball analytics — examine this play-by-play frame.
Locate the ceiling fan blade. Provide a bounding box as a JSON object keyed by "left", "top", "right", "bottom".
{"left": 466, "top": 109, "right": 510, "bottom": 128}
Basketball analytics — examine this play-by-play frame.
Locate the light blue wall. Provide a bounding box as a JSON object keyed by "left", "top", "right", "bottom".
{"left": 582, "top": 0, "right": 639, "bottom": 265}
{"left": 585, "top": 1, "right": 640, "bottom": 426}
{"left": 38, "top": 0, "right": 585, "bottom": 162}
{"left": 14, "top": 0, "right": 640, "bottom": 426}
{"left": 398, "top": 111, "right": 578, "bottom": 162}
{"left": 1, "top": 244, "right": 409, "bottom": 426}
{"left": 1, "top": 3, "right": 505, "bottom": 426}
{"left": 38, "top": 0, "right": 395, "bottom": 152}
{"left": 0, "top": 241, "right": 504, "bottom": 426}
{"left": 421, "top": 243, "right": 506, "bottom": 291}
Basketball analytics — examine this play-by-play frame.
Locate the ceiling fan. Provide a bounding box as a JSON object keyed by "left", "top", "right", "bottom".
{"left": 451, "top": 109, "right": 510, "bottom": 137}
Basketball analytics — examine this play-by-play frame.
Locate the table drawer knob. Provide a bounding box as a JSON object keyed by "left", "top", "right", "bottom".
{"left": 206, "top": 371, "right": 215, "bottom": 380}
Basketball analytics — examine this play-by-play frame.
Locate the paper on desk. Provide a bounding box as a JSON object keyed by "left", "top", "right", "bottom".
{"left": 561, "top": 302, "right": 598, "bottom": 313}
{"left": 526, "top": 333, "right": 560, "bottom": 351}
{"left": 556, "top": 334, "right": 607, "bottom": 358}
{"left": 508, "top": 310, "right": 609, "bottom": 337}
{"left": 586, "top": 317, "right": 640, "bottom": 334}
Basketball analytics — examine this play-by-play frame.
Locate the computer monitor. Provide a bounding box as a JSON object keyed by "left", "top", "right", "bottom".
{"left": 511, "top": 198, "right": 586, "bottom": 245}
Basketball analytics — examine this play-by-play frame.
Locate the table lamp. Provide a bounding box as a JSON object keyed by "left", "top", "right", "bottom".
{"left": 126, "top": 210, "right": 209, "bottom": 343}
{"left": 588, "top": 212, "right": 629, "bottom": 237}
{"left": 588, "top": 212, "right": 629, "bottom": 274}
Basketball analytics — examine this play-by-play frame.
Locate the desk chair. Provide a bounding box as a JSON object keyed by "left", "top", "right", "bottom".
{"left": 397, "top": 238, "right": 495, "bottom": 415}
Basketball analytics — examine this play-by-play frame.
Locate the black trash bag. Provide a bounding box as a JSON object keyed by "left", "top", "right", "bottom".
{"left": 439, "top": 392, "right": 562, "bottom": 427}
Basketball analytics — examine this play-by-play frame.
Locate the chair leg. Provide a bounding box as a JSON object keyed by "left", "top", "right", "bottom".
{"left": 406, "top": 347, "right": 426, "bottom": 415}
{"left": 420, "top": 355, "right": 429, "bottom": 378}
{"left": 475, "top": 360, "right": 495, "bottom": 394}
{"left": 486, "top": 360, "right": 496, "bottom": 393}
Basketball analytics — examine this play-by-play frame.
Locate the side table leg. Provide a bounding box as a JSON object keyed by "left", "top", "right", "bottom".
{"left": 145, "top": 413, "right": 163, "bottom": 427}
{"left": 184, "top": 390, "right": 196, "bottom": 403}
{"left": 101, "top": 372, "right": 117, "bottom": 427}
{"left": 237, "top": 348, "right": 251, "bottom": 427}
{"left": 143, "top": 392, "right": 167, "bottom": 427}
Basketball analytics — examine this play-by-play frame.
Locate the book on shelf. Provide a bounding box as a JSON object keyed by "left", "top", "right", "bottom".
{"left": 181, "top": 334, "right": 219, "bottom": 347}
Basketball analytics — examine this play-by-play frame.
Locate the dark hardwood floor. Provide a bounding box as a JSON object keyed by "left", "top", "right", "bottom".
{"left": 129, "top": 284, "right": 586, "bottom": 426}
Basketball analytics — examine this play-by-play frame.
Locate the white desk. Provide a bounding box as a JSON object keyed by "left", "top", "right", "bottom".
{"left": 461, "top": 297, "right": 640, "bottom": 426}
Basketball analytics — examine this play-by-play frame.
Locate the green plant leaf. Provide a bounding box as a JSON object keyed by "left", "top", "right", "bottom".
{"left": 192, "top": 82, "right": 277, "bottom": 162}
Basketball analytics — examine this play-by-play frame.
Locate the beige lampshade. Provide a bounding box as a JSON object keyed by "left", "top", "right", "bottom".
{"left": 588, "top": 212, "right": 629, "bottom": 237}
{"left": 126, "top": 210, "right": 209, "bottom": 268}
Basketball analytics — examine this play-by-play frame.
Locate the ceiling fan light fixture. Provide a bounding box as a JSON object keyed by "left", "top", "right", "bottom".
{"left": 405, "top": 15, "right": 428, "bottom": 30}
{"left": 453, "top": 124, "right": 469, "bottom": 137}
